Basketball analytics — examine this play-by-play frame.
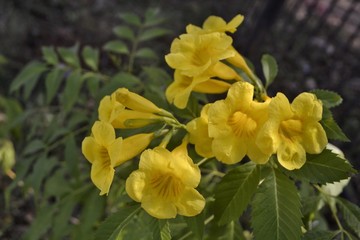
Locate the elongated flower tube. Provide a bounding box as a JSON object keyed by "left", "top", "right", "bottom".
{"left": 256, "top": 92, "right": 328, "bottom": 170}
{"left": 125, "top": 140, "right": 205, "bottom": 219}
{"left": 186, "top": 14, "right": 244, "bottom": 34}
{"left": 98, "top": 95, "right": 162, "bottom": 128}
{"left": 82, "top": 121, "right": 154, "bottom": 195}
{"left": 208, "top": 81, "right": 271, "bottom": 164}
{"left": 186, "top": 104, "right": 214, "bottom": 158}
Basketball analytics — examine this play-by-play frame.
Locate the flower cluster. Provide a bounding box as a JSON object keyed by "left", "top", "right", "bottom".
{"left": 82, "top": 14, "right": 329, "bottom": 219}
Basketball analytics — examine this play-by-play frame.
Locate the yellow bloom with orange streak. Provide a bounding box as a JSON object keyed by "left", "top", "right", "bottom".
{"left": 82, "top": 121, "right": 154, "bottom": 195}
{"left": 125, "top": 140, "right": 205, "bottom": 219}
{"left": 208, "top": 81, "right": 271, "bottom": 164}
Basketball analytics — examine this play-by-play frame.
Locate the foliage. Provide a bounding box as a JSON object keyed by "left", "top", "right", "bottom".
{"left": 1, "top": 8, "right": 358, "bottom": 240}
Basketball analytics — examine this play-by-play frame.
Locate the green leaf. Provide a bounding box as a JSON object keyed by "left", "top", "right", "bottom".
{"left": 207, "top": 220, "right": 245, "bottom": 240}
{"left": 134, "top": 48, "right": 158, "bottom": 59}
{"left": 252, "top": 168, "right": 302, "bottom": 240}
{"left": 97, "top": 72, "right": 142, "bottom": 98}
{"left": 27, "top": 155, "right": 57, "bottom": 193}
{"left": 41, "top": 46, "right": 59, "bottom": 65}
{"left": 337, "top": 198, "right": 360, "bottom": 237}
{"left": 261, "top": 54, "right": 278, "bottom": 88}
{"left": 153, "top": 220, "right": 171, "bottom": 240}
{"left": 118, "top": 12, "right": 142, "bottom": 26}
{"left": 310, "top": 89, "right": 342, "bottom": 108}
{"left": 62, "top": 70, "right": 83, "bottom": 112}
{"left": 301, "top": 230, "right": 338, "bottom": 240}
{"left": 214, "top": 162, "right": 260, "bottom": 225}
{"left": 45, "top": 67, "right": 64, "bottom": 104}
{"left": 82, "top": 45, "right": 99, "bottom": 71}
{"left": 23, "top": 139, "right": 46, "bottom": 155}
{"left": 52, "top": 197, "right": 77, "bottom": 239}
{"left": 279, "top": 149, "right": 356, "bottom": 184}
{"left": 113, "top": 26, "right": 135, "bottom": 41}
{"left": 144, "top": 8, "right": 166, "bottom": 27}
{"left": 94, "top": 204, "right": 141, "bottom": 240}
{"left": 23, "top": 74, "right": 40, "bottom": 99}
{"left": 103, "top": 40, "right": 129, "bottom": 55}
{"left": 138, "top": 27, "right": 171, "bottom": 42}
{"left": 58, "top": 45, "right": 81, "bottom": 68}
{"left": 184, "top": 212, "right": 205, "bottom": 240}
{"left": 64, "top": 134, "right": 79, "bottom": 178}
{"left": 321, "top": 108, "right": 350, "bottom": 142}
{"left": 10, "top": 61, "right": 47, "bottom": 92}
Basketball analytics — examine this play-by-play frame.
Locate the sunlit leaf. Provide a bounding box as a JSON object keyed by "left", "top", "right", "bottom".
{"left": 113, "top": 26, "right": 135, "bottom": 41}
{"left": 310, "top": 89, "right": 342, "bottom": 108}
{"left": 337, "top": 198, "right": 360, "bottom": 237}
{"left": 252, "top": 168, "right": 302, "bottom": 240}
{"left": 94, "top": 204, "right": 141, "bottom": 240}
{"left": 138, "top": 27, "right": 171, "bottom": 42}
{"left": 103, "top": 40, "right": 129, "bottom": 55}
{"left": 41, "top": 46, "right": 59, "bottom": 65}
{"left": 82, "top": 45, "right": 99, "bottom": 71}
{"left": 279, "top": 149, "right": 356, "bottom": 184}
{"left": 261, "top": 54, "right": 278, "bottom": 88}
{"left": 10, "top": 61, "right": 47, "bottom": 92}
{"left": 214, "top": 162, "right": 260, "bottom": 225}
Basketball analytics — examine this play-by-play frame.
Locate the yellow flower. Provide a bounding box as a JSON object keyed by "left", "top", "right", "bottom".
{"left": 186, "top": 14, "right": 244, "bottom": 34}
{"left": 186, "top": 104, "right": 214, "bottom": 158}
{"left": 256, "top": 92, "right": 328, "bottom": 170}
{"left": 125, "top": 141, "right": 205, "bottom": 219}
{"left": 208, "top": 82, "right": 271, "bottom": 164}
{"left": 165, "top": 70, "right": 232, "bottom": 109}
{"left": 82, "top": 121, "right": 154, "bottom": 195}
{"left": 165, "top": 32, "right": 235, "bottom": 77}
{"left": 98, "top": 94, "right": 162, "bottom": 128}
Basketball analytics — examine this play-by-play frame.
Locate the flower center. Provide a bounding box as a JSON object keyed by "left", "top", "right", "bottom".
{"left": 279, "top": 119, "right": 302, "bottom": 141}
{"left": 150, "top": 173, "right": 184, "bottom": 200}
{"left": 98, "top": 146, "right": 111, "bottom": 166}
{"left": 228, "top": 111, "right": 257, "bottom": 137}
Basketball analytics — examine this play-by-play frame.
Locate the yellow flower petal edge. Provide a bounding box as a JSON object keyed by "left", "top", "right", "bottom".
{"left": 256, "top": 92, "right": 328, "bottom": 170}
{"left": 186, "top": 14, "right": 244, "bottom": 34}
{"left": 208, "top": 81, "right": 271, "bottom": 164}
{"left": 125, "top": 145, "right": 205, "bottom": 219}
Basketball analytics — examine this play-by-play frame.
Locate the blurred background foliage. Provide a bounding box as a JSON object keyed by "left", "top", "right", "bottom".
{"left": 0, "top": 0, "right": 359, "bottom": 239}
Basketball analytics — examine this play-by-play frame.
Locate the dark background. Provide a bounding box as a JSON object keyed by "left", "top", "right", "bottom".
{"left": 0, "top": 0, "right": 359, "bottom": 234}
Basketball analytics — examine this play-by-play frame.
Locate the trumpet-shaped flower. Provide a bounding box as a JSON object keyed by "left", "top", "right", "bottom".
{"left": 125, "top": 141, "right": 205, "bottom": 219}
{"left": 165, "top": 32, "right": 235, "bottom": 77}
{"left": 256, "top": 92, "right": 328, "bottom": 170}
{"left": 166, "top": 70, "right": 232, "bottom": 109}
{"left": 186, "top": 104, "right": 214, "bottom": 158}
{"left": 208, "top": 82, "right": 271, "bottom": 164}
{"left": 82, "top": 121, "right": 154, "bottom": 195}
{"left": 186, "top": 14, "right": 244, "bottom": 34}
{"left": 98, "top": 95, "right": 162, "bottom": 128}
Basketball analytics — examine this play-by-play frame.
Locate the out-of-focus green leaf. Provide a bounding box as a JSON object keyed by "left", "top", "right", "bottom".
{"left": 153, "top": 220, "right": 171, "bottom": 240}
{"left": 97, "top": 72, "right": 142, "bottom": 98}
{"left": 184, "top": 211, "right": 205, "bottom": 240}
{"left": 144, "top": 8, "right": 166, "bottom": 27}
{"left": 41, "top": 46, "right": 59, "bottom": 65}
{"left": 94, "top": 204, "right": 141, "bottom": 240}
{"left": 82, "top": 72, "right": 101, "bottom": 98}
{"left": 23, "top": 139, "right": 46, "bottom": 155}
{"left": 113, "top": 26, "right": 135, "bottom": 41}
{"left": 252, "top": 168, "right": 302, "bottom": 240}
{"left": 82, "top": 46, "right": 99, "bottom": 71}
{"left": 44, "top": 168, "right": 72, "bottom": 198}
{"left": 138, "top": 27, "right": 171, "bottom": 42}
{"left": 301, "top": 230, "right": 338, "bottom": 240}
{"left": 118, "top": 12, "right": 142, "bottom": 26}
{"left": 214, "top": 162, "right": 260, "bottom": 225}
{"left": 64, "top": 133, "right": 79, "bottom": 178}
{"left": 134, "top": 48, "right": 158, "bottom": 60}
{"left": 51, "top": 196, "right": 76, "bottom": 240}
{"left": 337, "top": 198, "right": 360, "bottom": 237}
{"left": 311, "top": 89, "right": 342, "bottom": 108}
{"left": 45, "top": 67, "right": 64, "bottom": 104}
{"left": 207, "top": 220, "right": 245, "bottom": 240}
{"left": 10, "top": 61, "right": 47, "bottom": 92}
{"left": 62, "top": 70, "right": 83, "bottom": 112}
{"left": 27, "top": 155, "right": 57, "bottom": 193}
{"left": 261, "top": 54, "right": 278, "bottom": 88}
{"left": 23, "top": 75, "right": 40, "bottom": 100}
{"left": 103, "top": 40, "right": 129, "bottom": 55}
{"left": 58, "top": 45, "right": 81, "bottom": 68}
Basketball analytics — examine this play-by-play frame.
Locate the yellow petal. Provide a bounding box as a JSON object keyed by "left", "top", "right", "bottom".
{"left": 92, "top": 121, "right": 115, "bottom": 146}
{"left": 227, "top": 14, "right": 244, "bottom": 33}
{"left": 116, "top": 133, "right": 154, "bottom": 166}
{"left": 141, "top": 194, "right": 177, "bottom": 219}
{"left": 256, "top": 120, "right": 280, "bottom": 155}
{"left": 98, "top": 95, "right": 125, "bottom": 124}
{"left": 176, "top": 187, "right": 205, "bottom": 217}
{"left": 277, "top": 140, "right": 306, "bottom": 170}
{"left": 171, "top": 141, "right": 201, "bottom": 188}
{"left": 126, "top": 170, "right": 147, "bottom": 202}
{"left": 91, "top": 159, "right": 115, "bottom": 195}
{"left": 291, "top": 92, "right": 323, "bottom": 121}
{"left": 212, "top": 136, "right": 246, "bottom": 164}
{"left": 82, "top": 137, "right": 100, "bottom": 163}
{"left": 302, "top": 122, "right": 328, "bottom": 154}
{"left": 226, "top": 48, "right": 255, "bottom": 79}
{"left": 269, "top": 93, "right": 293, "bottom": 119}
{"left": 113, "top": 88, "right": 161, "bottom": 113}
{"left": 209, "top": 62, "right": 242, "bottom": 81}
{"left": 107, "top": 137, "right": 123, "bottom": 167}
{"left": 193, "top": 79, "right": 231, "bottom": 94}
{"left": 247, "top": 141, "right": 271, "bottom": 164}
{"left": 139, "top": 147, "right": 171, "bottom": 172}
